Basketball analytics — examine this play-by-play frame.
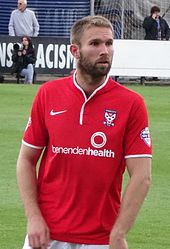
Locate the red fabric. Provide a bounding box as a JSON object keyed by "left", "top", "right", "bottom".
{"left": 23, "top": 75, "right": 152, "bottom": 244}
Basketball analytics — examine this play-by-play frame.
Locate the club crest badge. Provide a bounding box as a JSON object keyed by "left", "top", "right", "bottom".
{"left": 140, "top": 127, "right": 151, "bottom": 147}
{"left": 103, "top": 109, "right": 117, "bottom": 127}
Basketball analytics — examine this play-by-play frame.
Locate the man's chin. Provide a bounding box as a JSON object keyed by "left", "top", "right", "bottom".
{"left": 91, "top": 71, "right": 109, "bottom": 78}
{"left": 96, "top": 66, "right": 110, "bottom": 76}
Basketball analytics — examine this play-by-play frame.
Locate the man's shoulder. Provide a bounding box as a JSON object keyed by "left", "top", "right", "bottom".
{"left": 111, "top": 79, "right": 144, "bottom": 102}
{"left": 24, "top": 8, "right": 35, "bottom": 15}
{"left": 160, "top": 17, "right": 169, "bottom": 25}
{"left": 39, "top": 76, "right": 73, "bottom": 91}
{"left": 144, "top": 16, "right": 153, "bottom": 21}
{"left": 11, "top": 8, "right": 34, "bottom": 15}
{"left": 11, "top": 9, "right": 19, "bottom": 15}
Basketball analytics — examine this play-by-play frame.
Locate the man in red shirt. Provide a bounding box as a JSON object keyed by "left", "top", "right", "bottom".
{"left": 17, "top": 15, "right": 152, "bottom": 249}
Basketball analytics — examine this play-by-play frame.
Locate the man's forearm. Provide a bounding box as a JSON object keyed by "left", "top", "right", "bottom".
{"left": 16, "top": 148, "right": 42, "bottom": 220}
{"left": 110, "top": 158, "right": 152, "bottom": 249}
{"left": 111, "top": 174, "right": 151, "bottom": 237}
{"left": 17, "top": 160, "right": 41, "bottom": 218}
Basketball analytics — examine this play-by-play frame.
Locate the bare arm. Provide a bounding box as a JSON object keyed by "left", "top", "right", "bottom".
{"left": 17, "top": 143, "right": 50, "bottom": 249}
{"left": 109, "top": 157, "right": 152, "bottom": 249}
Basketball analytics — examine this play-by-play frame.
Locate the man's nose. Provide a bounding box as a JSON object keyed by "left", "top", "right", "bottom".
{"left": 100, "top": 44, "right": 109, "bottom": 55}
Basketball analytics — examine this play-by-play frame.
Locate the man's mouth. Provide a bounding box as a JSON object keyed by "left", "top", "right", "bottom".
{"left": 97, "top": 61, "right": 109, "bottom": 66}
{"left": 96, "top": 58, "right": 110, "bottom": 64}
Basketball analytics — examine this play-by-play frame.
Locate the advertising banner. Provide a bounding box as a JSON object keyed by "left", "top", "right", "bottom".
{"left": 0, "top": 36, "right": 75, "bottom": 75}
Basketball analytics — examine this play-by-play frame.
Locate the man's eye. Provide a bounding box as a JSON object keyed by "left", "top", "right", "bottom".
{"left": 91, "top": 41, "right": 99, "bottom": 46}
{"left": 106, "top": 41, "right": 113, "bottom": 46}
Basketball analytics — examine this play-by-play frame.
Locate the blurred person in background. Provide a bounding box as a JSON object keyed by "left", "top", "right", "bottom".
{"left": 142, "top": 5, "right": 169, "bottom": 81}
{"left": 11, "top": 36, "right": 36, "bottom": 84}
{"left": 143, "top": 5, "right": 169, "bottom": 40}
{"left": 8, "top": 0, "right": 39, "bottom": 37}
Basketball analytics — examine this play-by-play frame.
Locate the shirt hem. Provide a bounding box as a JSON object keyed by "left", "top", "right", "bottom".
{"left": 50, "top": 234, "right": 109, "bottom": 245}
{"left": 22, "top": 139, "right": 45, "bottom": 149}
{"left": 125, "top": 154, "right": 152, "bottom": 159}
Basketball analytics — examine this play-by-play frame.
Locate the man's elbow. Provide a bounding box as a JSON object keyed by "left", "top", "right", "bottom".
{"left": 142, "top": 174, "right": 152, "bottom": 191}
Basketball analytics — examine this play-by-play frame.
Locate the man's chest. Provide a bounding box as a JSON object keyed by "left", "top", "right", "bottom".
{"left": 44, "top": 94, "right": 130, "bottom": 152}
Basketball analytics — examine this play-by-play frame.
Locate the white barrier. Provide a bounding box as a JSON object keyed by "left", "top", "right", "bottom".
{"left": 1, "top": 36, "right": 170, "bottom": 77}
{"left": 110, "top": 40, "right": 170, "bottom": 77}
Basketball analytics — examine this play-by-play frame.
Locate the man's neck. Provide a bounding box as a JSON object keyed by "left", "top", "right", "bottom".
{"left": 19, "top": 7, "right": 26, "bottom": 12}
{"left": 75, "top": 71, "right": 107, "bottom": 98}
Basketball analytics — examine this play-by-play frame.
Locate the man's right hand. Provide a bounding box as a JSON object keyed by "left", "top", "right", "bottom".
{"left": 152, "top": 13, "right": 157, "bottom": 19}
{"left": 27, "top": 214, "right": 50, "bottom": 249}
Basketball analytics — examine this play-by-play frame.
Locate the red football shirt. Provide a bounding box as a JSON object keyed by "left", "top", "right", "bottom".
{"left": 23, "top": 73, "right": 152, "bottom": 244}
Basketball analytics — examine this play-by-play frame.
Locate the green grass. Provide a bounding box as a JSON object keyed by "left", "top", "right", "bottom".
{"left": 125, "top": 86, "right": 170, "bottom": 249}
{"left": 0, "top": 84, "right": 170, "bottom": 249}
{"left": 0, "top": 84, "right": 39, "bottom": 248}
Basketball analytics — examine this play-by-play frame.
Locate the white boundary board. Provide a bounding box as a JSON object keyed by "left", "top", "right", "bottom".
{"left": 110, "top": 40, "right": 170, "bottom": 77}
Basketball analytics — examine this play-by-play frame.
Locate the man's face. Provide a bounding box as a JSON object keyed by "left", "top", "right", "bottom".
{"left": 17, "top": 0, "right": 26, "bottom": 11}
{"left": 155, "top": 11, "right": 160, "bottom": 18}
{"left": 77, "top": 27, "right": 114, "bottom": 77}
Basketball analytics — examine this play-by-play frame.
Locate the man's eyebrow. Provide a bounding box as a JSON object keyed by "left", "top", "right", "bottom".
{"left": 89, "top": 38, "right": 101, "bottom": 42}
{"left": 89, "top": 38, "right": 113, "bottom": 43}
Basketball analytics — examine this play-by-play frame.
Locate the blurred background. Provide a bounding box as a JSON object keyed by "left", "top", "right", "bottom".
{"left": 0, "top": 0, "right": 170, "bottom": 39}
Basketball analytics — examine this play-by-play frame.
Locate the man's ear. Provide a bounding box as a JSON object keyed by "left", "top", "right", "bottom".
{"left": 70, "top": 44, "right": 80, "bottom": 59}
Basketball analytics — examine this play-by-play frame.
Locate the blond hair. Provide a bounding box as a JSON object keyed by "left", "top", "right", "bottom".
{"left": 70, "top": 15, "right": 113, "bottom": 44}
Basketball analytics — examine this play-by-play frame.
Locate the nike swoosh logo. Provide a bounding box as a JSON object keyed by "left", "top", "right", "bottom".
{"left": 50, "top": 110, "right": 67, "bottom": 116}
